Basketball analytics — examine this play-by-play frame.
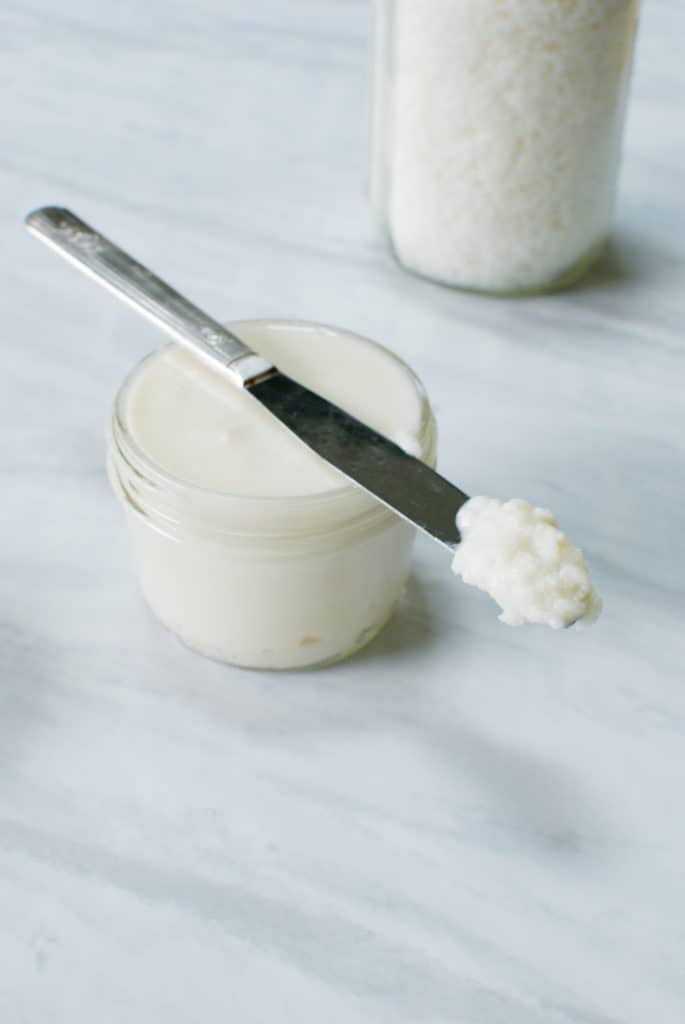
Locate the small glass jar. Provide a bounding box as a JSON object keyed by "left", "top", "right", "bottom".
{"left": 107, "top": 320, "right": 437, "bottom": 670}
{"left": 370, "top": 0, "right": 640, "bottom": 295}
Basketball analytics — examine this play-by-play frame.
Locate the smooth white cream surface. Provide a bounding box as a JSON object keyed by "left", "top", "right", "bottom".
{"left": 126, "top": 321, "right": 425, "bottom": 497}
{"left": 452, "top": 497, "right": 601, "bottom": 629}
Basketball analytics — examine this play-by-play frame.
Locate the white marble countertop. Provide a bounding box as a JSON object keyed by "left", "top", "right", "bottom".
{"left": 2, "top": 1, "right": 684, "bottom": 1021}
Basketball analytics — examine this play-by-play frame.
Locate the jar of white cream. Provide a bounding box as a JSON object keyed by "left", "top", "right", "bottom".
{"left": 107, "top": 320, "right": 436, "bottom": 669}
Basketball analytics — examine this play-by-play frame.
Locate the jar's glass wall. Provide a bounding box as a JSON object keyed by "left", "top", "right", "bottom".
{"left": 371, "top": 0, "right": 640, "bottom": 295}
{"left": 108, "top": 428, "right": 423, "bottom": 670}
{"left": 123, "top": 506, "right": 416, "bottom": 670}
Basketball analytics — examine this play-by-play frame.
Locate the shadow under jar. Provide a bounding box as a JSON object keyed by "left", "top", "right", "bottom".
{"left": 107, "top": 320, "right": 437, "bottom": 670}
{"left": 370, "top": 0, "right": 641, "bottom": 295}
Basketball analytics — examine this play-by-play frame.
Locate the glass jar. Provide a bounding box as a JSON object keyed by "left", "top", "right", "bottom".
{"left": 107, "top": 320, "right": 437, "bottom": 670}
{"left": 371, "top": 0, "right": 640, "bottom": 295}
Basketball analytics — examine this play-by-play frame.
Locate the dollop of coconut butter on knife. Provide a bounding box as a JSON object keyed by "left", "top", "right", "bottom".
{"left": 25, "top": 206, "right": 601, "bottom": 629}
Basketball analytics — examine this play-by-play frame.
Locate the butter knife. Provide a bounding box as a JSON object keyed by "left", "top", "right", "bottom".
{"left": 25, "top": 206, "right": 467, "bottom": 549}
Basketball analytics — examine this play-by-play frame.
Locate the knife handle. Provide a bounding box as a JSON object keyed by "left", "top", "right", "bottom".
{"left": 24, "top": 206, "right": 274, "bottom": 387}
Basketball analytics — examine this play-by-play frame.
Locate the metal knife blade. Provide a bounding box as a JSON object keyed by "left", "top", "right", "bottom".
{"left": 25, "top": 206, "right": 466, "bottom": 549}
{"left": 249, "top": 374, "right": 465, "bottom": 547}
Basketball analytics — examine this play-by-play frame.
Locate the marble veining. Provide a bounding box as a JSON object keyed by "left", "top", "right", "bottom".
{"left": 1, "top": 1, "right": 684, "bottom": 1021}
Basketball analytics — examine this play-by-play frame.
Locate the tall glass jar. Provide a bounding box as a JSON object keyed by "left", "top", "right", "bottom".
{"left": 371, "top": 0, "right": 640, "bottom": 295}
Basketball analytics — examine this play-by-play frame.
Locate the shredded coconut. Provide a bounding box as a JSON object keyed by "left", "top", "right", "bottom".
{"left": 383, "top": 0, "right": 639, "bottom": 292}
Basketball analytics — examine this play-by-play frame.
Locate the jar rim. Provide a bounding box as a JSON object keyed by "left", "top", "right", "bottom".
{"left": 110, "top": 318, "right": 436, "bottom": 515}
